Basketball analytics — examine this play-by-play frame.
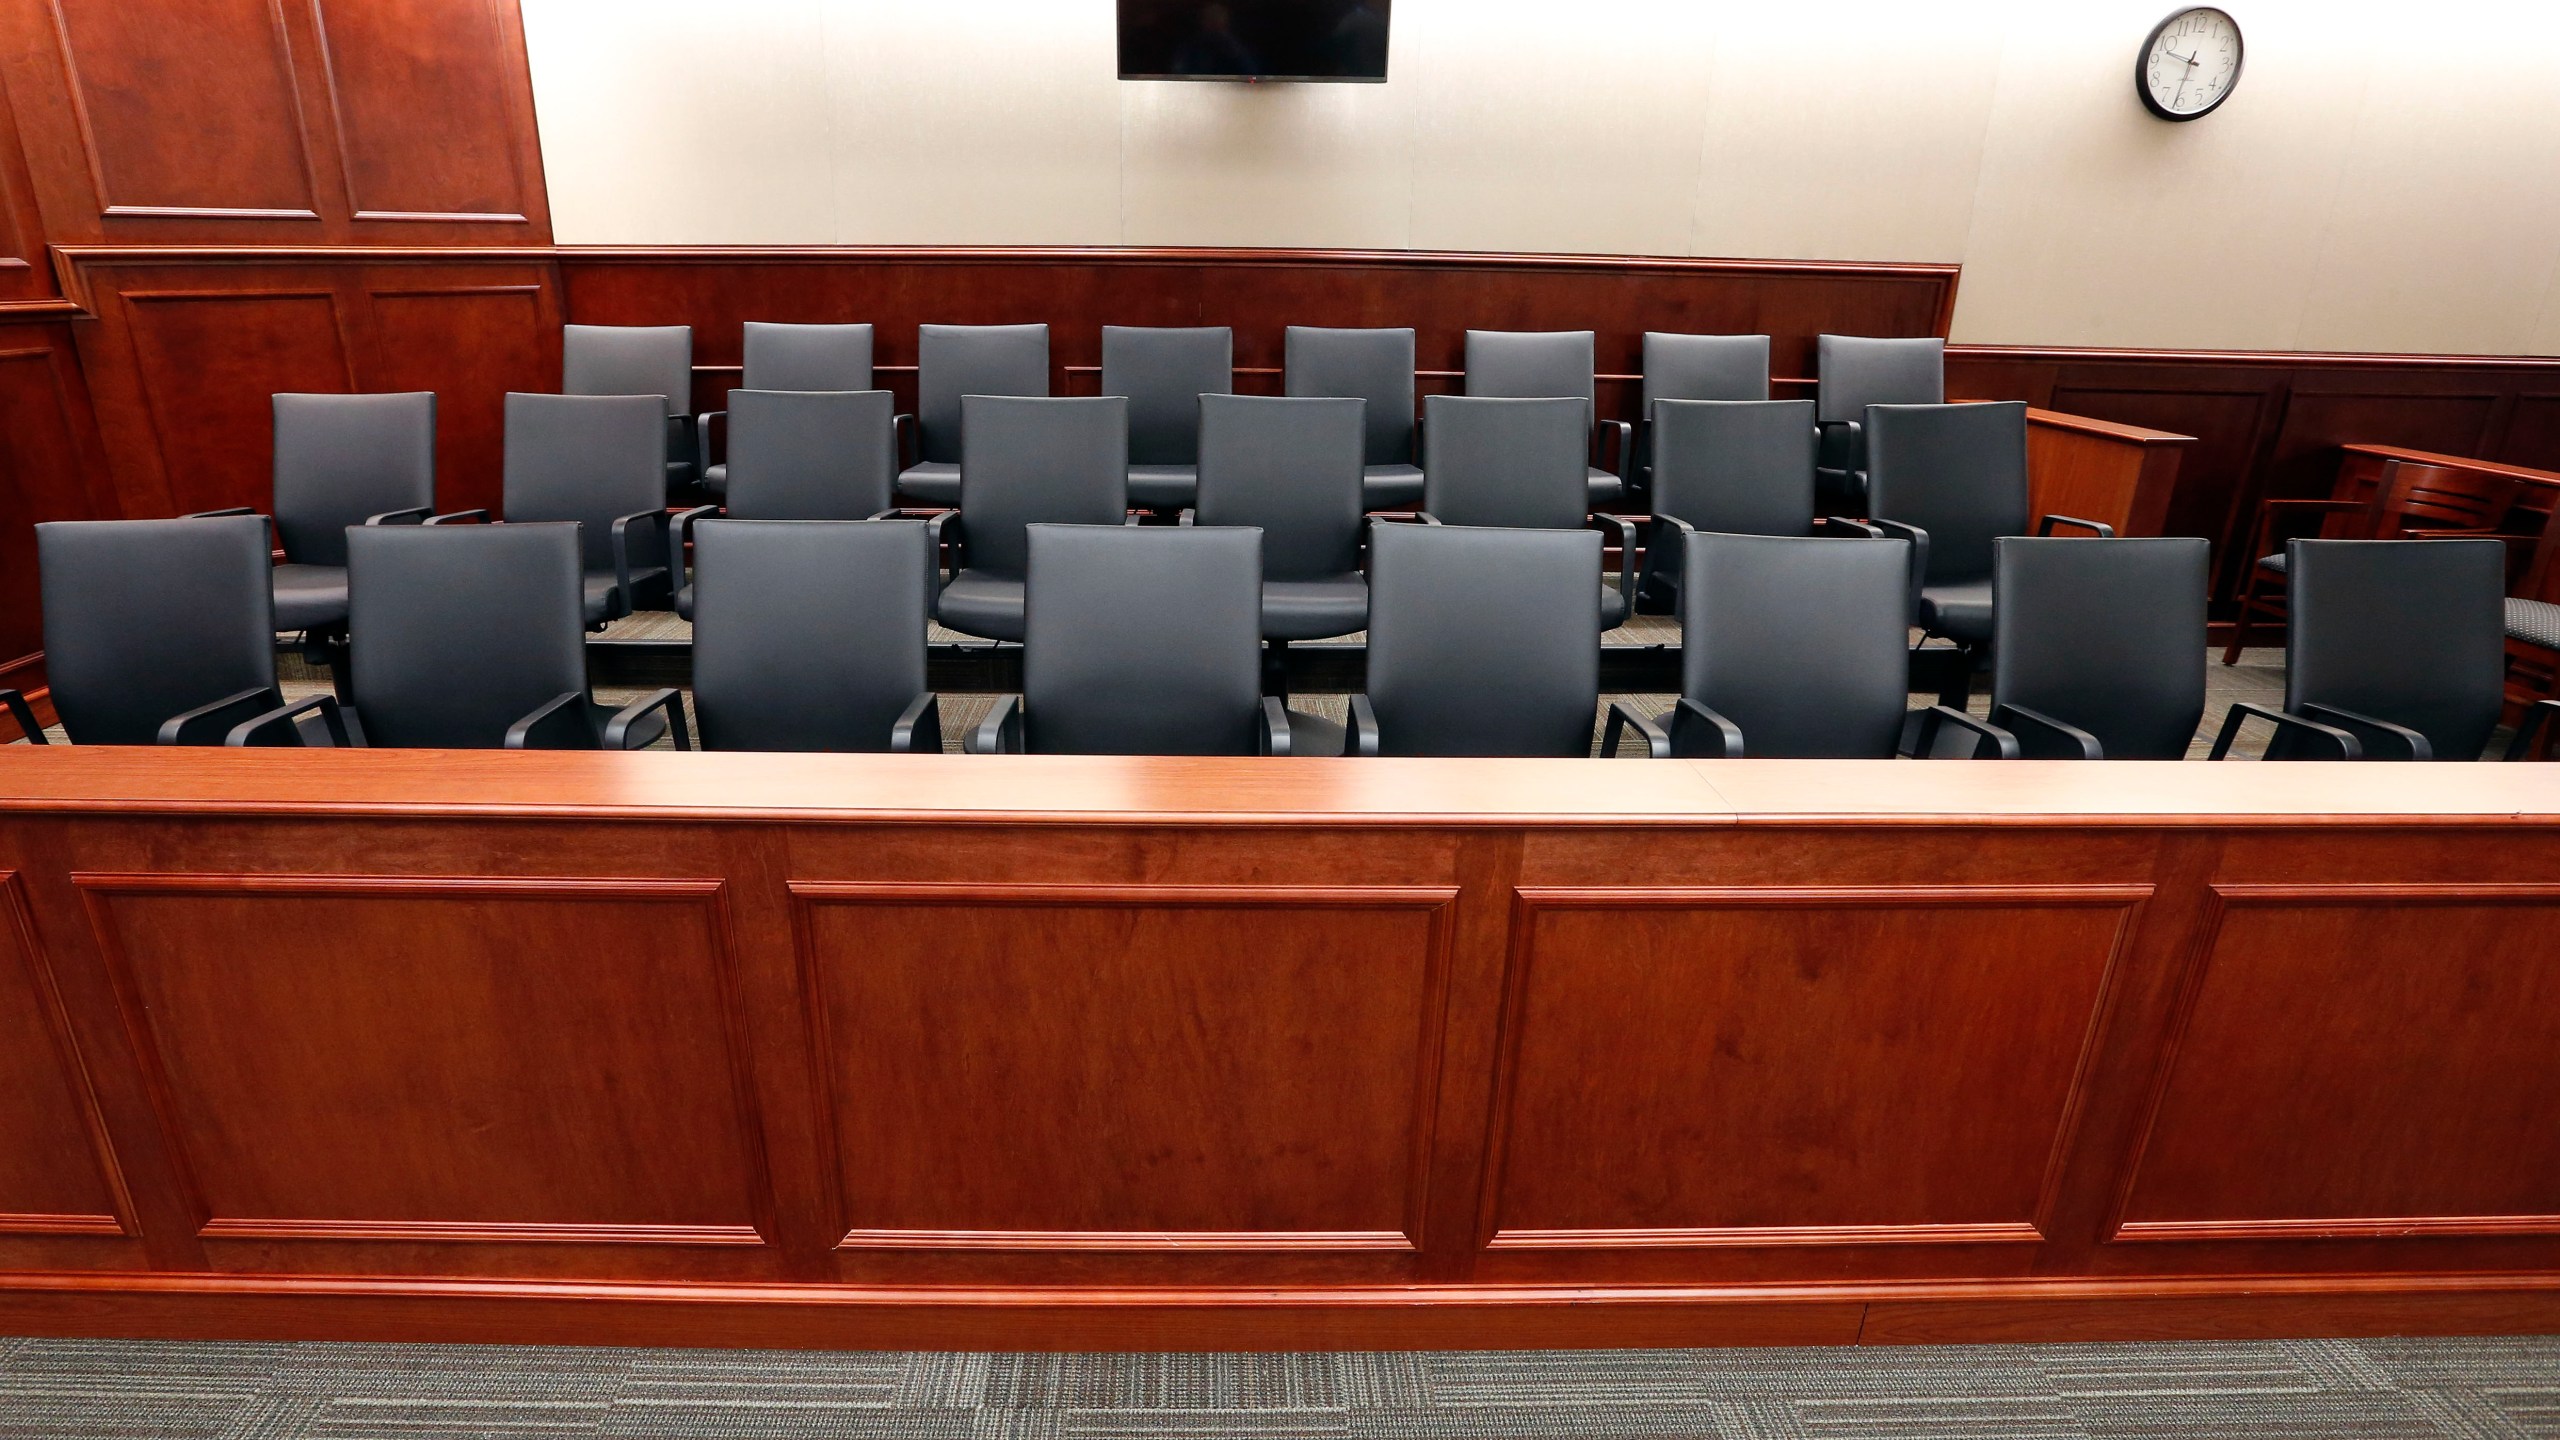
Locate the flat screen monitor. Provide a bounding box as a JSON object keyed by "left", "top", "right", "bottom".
{"left": 1118, "top": 1, "right": 1392, "bottom": 82}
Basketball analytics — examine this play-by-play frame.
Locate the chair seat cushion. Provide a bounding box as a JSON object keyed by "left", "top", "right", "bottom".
{"left": 270, "top": 562, "right": 348, "bottom": 632}
{"left": 675, "top": 583, "right": 695, "bottom": 621}
{"left": 1362, "top": 463, "right": 1425, "bottom": 511}
{"left": 581, "top": 565, "right": 666, "bottom": 625}
{"left": 1262, "top": 575, "right": 1368, "bottom": 640}
{"left": 701, "top": 462, "right": 728, "bottom": 497}
{"left": 1918, "top": 578, "right": 1994, "bottom": 645}
{"left": 2510, "top": 596, "right": 2560, "bottom": 650}
{"left": 1279, "top": 708, "right": 1347, "bottom": 758}
{"left": 935, "top": 571, "right": 1026, "bottom": 641}
{"left": 1587, "top": 468, "right": 1624, "bottom": 508}
{"left": 2258, "top": 551, "right": 2286, "bottom": 574}
{"left": 1128, "top": 465, "right": 1196, "bottom": 510}
{"left": 897, "top": 461, "right": 960, "bottom": 506}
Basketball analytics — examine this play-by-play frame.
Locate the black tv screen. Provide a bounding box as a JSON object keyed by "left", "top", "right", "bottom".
{"left": 1119, "top": 1, "right": 1391, "bottom": 82}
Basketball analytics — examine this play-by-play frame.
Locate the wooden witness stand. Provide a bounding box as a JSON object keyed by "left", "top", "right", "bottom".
{"left": 3, "top": 748, "right": 2559, "bottom": 1351}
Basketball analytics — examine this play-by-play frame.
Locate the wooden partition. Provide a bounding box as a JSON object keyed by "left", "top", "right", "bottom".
{"left": 2, "top": 749, "right": 2558, "bottom": 1350}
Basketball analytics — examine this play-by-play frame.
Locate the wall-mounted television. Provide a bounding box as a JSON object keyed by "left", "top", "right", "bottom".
{"left": 1118, "top": 1, "right": 1391, "bottom": 83}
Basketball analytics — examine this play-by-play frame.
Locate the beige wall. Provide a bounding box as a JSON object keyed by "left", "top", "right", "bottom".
{"left": 522, "top": 0, "right": 2560, "bottom": 356}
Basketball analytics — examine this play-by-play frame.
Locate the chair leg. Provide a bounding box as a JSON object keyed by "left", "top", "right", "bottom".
{"left": 1937, "top": 644, "right": 1976, "bottom": 710}
{"left": 1262, "top": 638, "right": 1290, "bottom": 704}
{"left": 2222, "top": 570, "right": 2272, "bottom": 665}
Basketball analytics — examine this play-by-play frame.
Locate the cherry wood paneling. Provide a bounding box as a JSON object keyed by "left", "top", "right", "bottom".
{"left": 118, "top": 289, "right": 353, "bottom": 514}
{"left": 359, "top": 274, "right": 559, "bottom": 517}
{"left": 0, "top": 318, "right": 109, "bottom": 703}
{"left": 0, "top": 872, "right": 127, "bottom": 1240}
{"left": 308, "top": 0, "right": 536, "bottom": 225}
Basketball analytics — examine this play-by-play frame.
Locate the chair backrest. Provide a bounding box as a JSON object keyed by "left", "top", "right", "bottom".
{"left": 1680, "top": 532, "right": 1912, "bottom": 758}
{"left": 1101, "top": 325, "right": 1233, "bottom": 466}
{"left": 563, "top": 324, "right": 692, "bottom": 418}
{"left": 347, "top": 522, "right": 589, "bottom": 749}
{"left": 1284, "top": 325, "right": 1415, "bottom": 466}
{"left": 2286, "top": 537, "right": 2507, "bottom": 759}
{"left": 1648, "top": 399, "right": 1816, "bottom": 537}
{"left": 689, "top": 519, "right": 929, "bottom": 752}
{"left": 1194, "top": 394, "right": 1366, "bottom": 581}
{"left": 722, "top": 389, "right": 897, "bottom": 520}
{"left": 1865, "top": 401, "right": 2030, "bottom": 585}
{"left": 1992, "top": 536, "right": 2208, "bottom": 760}
{"left": 1023, "top": 524, "right": 1263, "bottom": 756}
{"left": 956, "top": 395, "right": 1128, "bottom": 580}
{"left": 38, "top": 517, "right": 278, "bottom": 745}
{"left": 502, "top": 393, "right": 669, "bottom": 571}
{"left": 1421, "top": 395, "right": 1590, "bottom": 530}
{"left": 1465, "top": 329, "right": 1597, "bottom": 432}
{"left": 2375, "top": 459, "right": 2520, "bottom": 536}
{"left": 917, "top": 323, "right": 1049, "bottom": 464}
{"left": 740, "top": 321, "right": 873, "bottom": 392}
{"left": 1815, "top": 335, "right": 1944, "bottom": 425}
{"left": 1642, "top": 332, "right": 1771, "bottom": 406}
{"left": 271, "top": 392, "right": 437, "bottom": 567}
{"left": 1365, "top": 522, "right": 1599, "bottom": 757}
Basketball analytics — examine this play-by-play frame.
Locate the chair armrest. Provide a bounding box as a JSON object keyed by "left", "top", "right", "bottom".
{"left": 423, "top": 508, "right": 491, "bottom": 525}
{"left": 1667, "top": 698, "right": 1744, "bottom": 759}
{"left": 608, "top": 507, "right": 670, "bottom": 621}
{"left": 1600, "top": 418, "right": 1634, "bottom": 478}
{"left": 222, "top": 693, "right": 354, "bottom": 748}
{"left": 1407, "top": 511, "right": 1445, "bottom": 525}
{"left": 1259, "top": 696, "right": 1291, "bottom": 756}
{"left": 362, "top": 505, "right": 433, "bottom": 527}
{"left": 183, "top": 506, "right": 256, "bottom": 518}
{"left": 1587, "top": 511, "right": 1638, "bottom": 608}
{"left": 1904, "top": 705, "right": 2021, "bottom": 759}
{"left": 2207, "top": 702, "right": 2362, "bottom": 761}
{"left": 2299, "top": 702, "right": 2433, "bottom": 761}
{"left": 1348, "top": 694, "right": 1382, "bottom": 757}
{"left": 695, "top": 409, "right": 726, "bottom": 478}
{"left": 1123, "top": 511, "right": 1144, "bottom": 527}
{"left": 1815, "top": 419, "right": 1860, "bottom": 467}
{"left": 1651, "top": 513, "right": 1695, "bottom": 538}
{"left": 1178, "top": 508, "right": 1197, "bottom": 527}
{"left": 891, "top": 692, "right": 942, "bottom": 754}
{"left": 2244, "top": 497, "right": 2363, "bottom": 565}
{"left": 0, "top": 688, "right": 47, "bottom": 744}
{"left": 1991, "top": 702, "right": 2103, "bottom": 760}
{"left": 604, "top": 688, "right": 690, "bottom": 750}
{"left": 504, "top": 691, "right": 597, "bottom": 750}
{"left": 1814, "top": 515, "right": 1881, "bottom": 538}
{"left": 669, "top": 503, "right": 720, "bottom": 588}
{"left": 2036, "top": 514, "right": 2116, "bottom": 538}
{"left": 1866, "top": 517, "right": 1931, "bottom": 620}
{"left": 1600, "top": 700, "right": 1670, "bottom": 758}
{"left": 922, "top": 510, "right": 963, "bottom": 588}
{"left": 967, "top": 695, "right": 1025, "bottom": 754}
{"left": 2506, "top": 699, "right": 2560, "bottom": 761}
{"left": 155, "top": 686, "right": 281, "bottom": 745}
{"left": 894, "top": 413, "right": 917, "bottom": 471}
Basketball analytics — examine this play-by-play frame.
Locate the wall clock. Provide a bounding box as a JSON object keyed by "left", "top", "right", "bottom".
{"left": 2138, "top": 8, "right": 2243, "bottom": 121}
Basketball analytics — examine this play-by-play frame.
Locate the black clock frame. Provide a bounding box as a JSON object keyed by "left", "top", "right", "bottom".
{"left": 2137, "top": 6, "right": 2244, "bottom": 121}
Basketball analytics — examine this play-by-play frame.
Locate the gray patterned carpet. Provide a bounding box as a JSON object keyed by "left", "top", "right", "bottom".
{"left": 3, "top": 1336, "right": 2557, "bottom": 1438}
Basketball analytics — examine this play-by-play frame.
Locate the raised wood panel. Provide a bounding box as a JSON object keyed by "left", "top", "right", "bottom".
{"left": 2045, "top": 385, "right": 2273, "bottom": 552}
{"left": 362, "top": 279, "right": 554, "bottom": 516}
{"left": 119, "top": 288, "right": 353, "bottom": 514}
{"left": 2257, "top": 387, "right": 2504, "bottom": 505}
{"left": 0, "top": 873, "right": 126, "bottom": 1237}
{"left": 0, "top": 321, "right": 110, "bottom": 674}
{"left": 77, "top": 874, "right": 776, "bottom": 1252}
{"left": 46, "top": 0, "right": 320, "bottom": 220}
{"left": 308, "top": 0, "right": 529, "bottom": 224}
{"left": 795, "top": 884, "right": 1456, "bottom": 1256}
{"left": 2116, "top": 885, "right": 2560, "bottom": 1244}
{"left": 1482, "top": 887, "right": 2140, "bottom": 1253}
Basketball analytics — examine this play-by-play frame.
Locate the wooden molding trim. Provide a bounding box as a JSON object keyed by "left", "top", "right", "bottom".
{"left": 1952, "top": 341, "right": 2560, "bottom": 372}
{"left": 1485, "top": 1222, "right": 2047, "bottom": 1250}
{"left": 196, "top": 1218, "right": 771, "bottom": 1247}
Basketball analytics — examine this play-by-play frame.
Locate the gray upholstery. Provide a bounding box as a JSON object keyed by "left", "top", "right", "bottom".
{"left": 564, "top": 323, "right": 695, "bottom": 491}
{"left": 1285, "top": 325, "right": 1420, "bottom": 506}
{"left": 2511, "top": 596, "right": 2560, "bottom": 649}
{"left": 1815, "top": 335, "right": 1945, "bottom": 506}
{"left": 1866, "top": 400, "right": 2031, "bottom": 646}
{"left": 1991, "top": 536, "right": 2209, "bottom": 760}
{"left": 690, "top": 519, "right": 931, "bottom": 752}
{"left": 271, "top": 564, "right": 354, "bottom": 634}
{"left": 900, "top": 323, "right": 1049, "bottom": 504}
{"left": 1677, "top": 531, "right": 1914, "bottom": 758}
{"left": 1021, "top": 524, "right": 1263, "bottom": 755}
{"left": 935, "top": 395, "right": 1128, "bottom": 641}
{"left": 1464, "top": 329, "right": 1620, "bottom": 506}
{"left": 723, "top": 389, "right": 898, "bottom": 519}
{"left": 741, "top": 322, "right": 873, "bottom": 392}
{"left": 2286, "top": 538, "right": 2507, "bottom": 760}
{"left": 502, "top": 392, "right": 673, "bottom": 623}
{"left": 265, "top": 391, "right": 437, "bottom": 630}
{"left": 38, "top": 517, "right": 279, "bottom": 745}
{"left": 1648, "top": 399, "right": 1816, "bottom": 536}
{"left": 1422, "top": 395, "right": 1625, "bottom": 627}
{"left": 1102, "top": 325, "right": 1233, "bottom": 508}
{"left": 1361, "top": 523, "right": 1600, "bottom": 757}
{"left": 1195, "top": 394, "right": 1367, "bottom": 640}
{"left": 1642, "top": 333, "right": 1772, "bottom": 406}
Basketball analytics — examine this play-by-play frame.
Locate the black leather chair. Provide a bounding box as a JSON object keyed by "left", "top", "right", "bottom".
{"left": 897, "top": 323, "right": 1050, "bottom": 507}
{"left": 436, "top": 393, "right": 673, "bottom": 626}
{"left": 239, "top": 522, "right": 686, "bottom": 750}
{"left": 670, "top": 388, "right": 899, "bottom": 616}
{"left": 971, "top": 523, "right": 1286, "bottom": 756}
{"left": 563, "top": 323, "right": 696, "bottom": 494}
{"left": 1463, "top": 329, "right": 1629, "bottom": 507}
{"left": 1632, "top": 397, "right": 1833, "bottom": 611}
{"left": 931, "top": 395, "right": 1129, "bottom": 642}
{"left": 1349, "top": 522, "right": 1614, "bottom": 757}
{"left": 1815, "top": 335, "right": 1944, "bottom": 511}
{"left": 688, "top": 519, "right": 939, "bottom": 753}
{"left": 1633, "top": 332, "right": 1771, "bottom": 494}
{"left": 1420, "top": 395, "right": 1636, "bottom": 630}
{"left": 2210, "top": 538, "right": 2549, "bottom": 761}
{"left": 1985, "top": 536, "right": 2209, "bottom": 760}
{"left": 1103, "top": 325, "right": 1232, "bottom": 510}
{"left": 1284, "top": 325, "right": 1421, "bottom": 509}
{"left": 1189, "top": 394, "right": 1368, "bottom": 646}
{"left": 1604, "top": 529, "right": 2011, "bottom": 760}
{"left": 15, "top": 516, "right": 345, "bottom": 746}
{"left": 697, "top": 321, "right": 875, "bottom": 494}
{"left": 1865, "top": 400, "right": 2112, "bottom": 705}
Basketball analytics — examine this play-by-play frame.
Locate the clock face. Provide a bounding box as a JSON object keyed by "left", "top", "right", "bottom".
{"left": 2139, "top": 7, "right": 2244, "bottom": 120}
